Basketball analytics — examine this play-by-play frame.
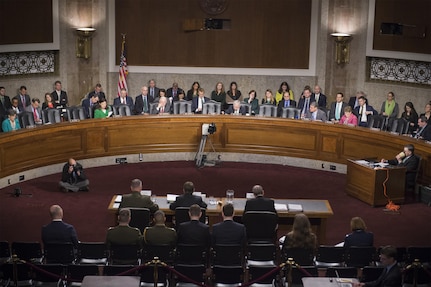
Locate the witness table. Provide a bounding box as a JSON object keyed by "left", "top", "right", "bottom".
{"left": 302, "top": 277, "right": 358, "bottom": 287}
{"left": 108, "top": 195, "right": 333, "bottom": 243}
{"left": 81, "top": 276, "right": 140, "bottom": 287}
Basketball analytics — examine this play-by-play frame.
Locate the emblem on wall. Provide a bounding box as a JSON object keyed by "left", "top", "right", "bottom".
{"left": 199, "top": 0, "right": 229, "bottom": 15}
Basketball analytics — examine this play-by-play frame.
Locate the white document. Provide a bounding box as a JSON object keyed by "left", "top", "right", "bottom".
{"left": 287, "top": 203, "right": 303, "bottom": 212}
{"left": 108, "top": 111, "right": 113, "bottom": 117}
{"left": 246, "top": 192, "right": 254, "bottom": 199}
{"left": 274, "top": 203, "right": 288, "bottom": 211}
{"left": 113, "top": 203, "right": 120, "bottom": 209}
{"left": 140, "top": 190, "right": 152, "bottom": 196}
{"left": 355, "top": 160, "right": 369, "bottom": 165}
{"left": 167, "top": 194, "right": 179, "bottom": 203}
{"left": 114, "top": 195, "right": 122, "bottom": 202}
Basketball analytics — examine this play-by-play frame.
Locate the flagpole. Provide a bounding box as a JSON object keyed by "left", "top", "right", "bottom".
{"left": 117, "top": 33, "right": 129, "bottom": 97}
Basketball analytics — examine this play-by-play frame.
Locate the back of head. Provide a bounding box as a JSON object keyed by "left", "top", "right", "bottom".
{"left": 222, "top": 203, "right": 234, "bottom": 217}
{"left": 49, "top": 205, "right": 63, "bottom": 220}
{"left": 189, "top": 204, "right": 201, "bottom": 218}
{"left": 380, "top": 245, "right": 397, "bottom": 260}
{"left": 292, "top": 213, "right": 312, "bottom": 234}
{"left": 350, "top": 216, "right": 366, "bottom": 231}
{"left": 252, "top": 185, "right": 264, "bottom": 197}
{"left": 130, "top": 179, "right": 142, "bottom": 193}
{"left": 118, "top": 208, "right": 131, "bottom": 224}
{"left": 183, "top": 181, "right": 195, "bottom": 194}
{"left": 153, "top": 210, "right": 165, "bottom": 224}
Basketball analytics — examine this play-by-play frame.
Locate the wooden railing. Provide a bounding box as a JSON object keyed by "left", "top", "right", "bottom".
{"left": 1, "top": 115, "right": 430, "bottom": 184}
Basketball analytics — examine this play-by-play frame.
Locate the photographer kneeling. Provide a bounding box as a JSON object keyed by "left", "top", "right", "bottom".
{"left": 59, "top": 158, "right": 90, "bottom": 192}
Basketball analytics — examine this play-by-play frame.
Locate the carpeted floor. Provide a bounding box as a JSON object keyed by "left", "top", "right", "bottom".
{"left": 0, "top": 161, "right": 430, "bottom": 247}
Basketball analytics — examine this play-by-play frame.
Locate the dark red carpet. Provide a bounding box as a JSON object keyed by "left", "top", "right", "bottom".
{"left": 1, "top": 161, "right": 430, "bottom": 247}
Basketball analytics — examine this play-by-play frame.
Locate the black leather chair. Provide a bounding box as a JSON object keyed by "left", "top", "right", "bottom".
{"left": 175, "top": 244, "right": 208, "bottom": 265}
{"left": 325, "top": 267, "right": 357, "bottom": 278}
{"left": 108, "top": 244, "right": 141, "bottom": 265}
{"left": 67, "top": 264, "right": 100, "bottom": 284}
{"left": 174, "top": 264, "right": 207, "bottom": 287}
{"left": 314, "top": 245, "right": 345, "bottom": 268}
{"left": 41, "top": 108, "right": 61, "bottom": 124}
{"left": 66, "top": 106, "right": 86, "bottom": 121}
{"left": 344, "top": 246, "right": 376, "bottom": 267}
{"left": 361, "top": 266, "right": 384, "bottom": 282}
{"left": 0, "top": 241, "right": 11, "bottom": 264}
{"left": 113, "top": 105, "right": 131, "bottom": 117}
{"left": 211, "top": 244, "right": 244, "bottom": 266}
{"left": 281, "top": 107, "right": 301, "bottom": 119}
{"left": 243, "top": 211, "right": 278, "bottom": 243}
{"left": 406, "top": 246, "right": 431, "bottom": 265}
{"left": 202, "top": 101, "right": 222, "bottom": 115}
{"left": 259, "top": 105, "right": 277, "bottom": 117}
{"left": 282, "top": 247, "right": 315, "bottom": 266}
{"left": 129, "top": 208, "right": 151, "bottom": 233}
{"left": 142, "top": 244, "right": 175, "bottom": 265}
{"left": 173, "top": 101, "right": 192, "bottom": 114}
{"left": 246, "top": 243, "right": 277, "bottom": 266}
{"left": 212, "top": 265, "right": 244, "bottom": 286}
{"left": 77, "top": 242, "right": 108, "bottom": 265}
{"left": 11, "top": 241, "right": 43, "bottom": 263}
{"left": 43, "top": 242, "right": 76, "bottom": 264}
{"left": 18, "top": 111, "right": 36, "bottom": 128}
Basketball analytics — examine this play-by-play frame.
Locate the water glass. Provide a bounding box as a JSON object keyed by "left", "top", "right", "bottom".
{"left": 226, "top": 190, "right": 234, "bottom": 204}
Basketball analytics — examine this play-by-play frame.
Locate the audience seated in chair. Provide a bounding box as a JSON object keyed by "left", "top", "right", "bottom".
{"left": 143, "top": 210, "right": 176, "bottom": 246}
{"left": 41, "top": 204, "right": 79, "bottom": 249}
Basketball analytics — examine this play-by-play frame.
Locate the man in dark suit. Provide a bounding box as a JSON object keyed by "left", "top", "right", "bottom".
{"left": 244, "top": 185, "right": 276, "bottom": 213}
{"left": 134, "top": 85, "right": 154, "bottom": 115}
{"left": 25, "top": 98, "right": 43, "bottom": 125}
{"left": 51, "top": 80, "right": 68, "bottom": 107}
{"left": 113, "top": 88, "right": 134, "bottom": 109}
{"left": 297, "top": 87, "right": 315, "bottom": 119}
{"left": 0, "top": 87, "right": 12, "bottom": 122}
{"left": 120, "top": 179, "right": 159, "bottom": 213}
{"left": 312, "top": 85, "right": 327, "bottom": 110}
{"left": 166, "top": 82, "right": 184, "bottom": 102}
{"left": 191, "top": 88, "right": 211, "bottom": 114}
{"left": 212, "top": 203, "right": 246, "bottom": 245}
{"left": 307, "top": 102, "right": 327, "bottom": 121}
{"left": 277, "top": 91, "right": 297, "bottom": 117}
{"left": 41, "top": 205, "right": 79, "bottom": 248}
{"left": 81, "top": 93, "right": 99, "bottom": 118}
{"left": 87, "top": 83, "right": 106, "bottom": 101}
{"left": 151, "top": 95, "right": 170, "bottom": 115}
{"left": 106, "top": 208, "right": 142, "bottom": 249}
{"left": 353, "top": 245, "right": 401, "bottom": 287}
{"left": 169, "top": 181, "right": 208, "bottom": 210}
{"left": 148, "top": 79, "right": 160, "bottom": 98}
{"left": 329, "top": 92, "right": 348, "bottom": 121}
{"left": 414, "top": 116, "right": 431, "bottom": 141}
{"left": 354, "top": 96, "right": 377, "bottom": 127}
{"left": 14, "top": 85, "right": 31, "bottom": 110}
{"left": 143, "top": 210, "right": 176, "bottom": 246}
{"left": 348, "top": 91, "right": 366, "bottom": 109}
{"left": 225, "top": 100, "right": 247, "bottom": 115}
{"left": 177, "top": 204, "right": 210, "bottom": 246}
{"left": 382, "top": 144, "right": 420, "bottom": 192}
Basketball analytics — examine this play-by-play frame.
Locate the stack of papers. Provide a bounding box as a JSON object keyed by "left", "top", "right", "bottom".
{"left": 274, "top": 203, "right": 288, "bottom": 211}
{"left": 140, "top": 190, "right": 152, "bottom": 196}
{"left": 167, "top": 194, "right": 179, "bottom": 203}
{"left": 114, "top": 195, "right": 122, "bottom": 202}
{"left": 287, "top": 204, "right": 303, "bottom": 212}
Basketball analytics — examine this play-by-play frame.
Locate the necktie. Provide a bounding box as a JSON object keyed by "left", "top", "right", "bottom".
{"left": 303, "top": 99, "right": 309, "bottom": 115}
{"left": 143, "top": 96, "right": 148, "bottom": 113}
{"left": 21, "top": 95, "right": 26, "bottom": 107}
{"left": 150, "top": 89, "right": 154, "bottom": 97}
{"left": 33, "top": 108, "right": 38, "bottom": 121}
{"left": 160, "top": 106, "right": 164, "bottom": 114}
{"left": 284, "top": 101, "right": 288, "bottom": 108}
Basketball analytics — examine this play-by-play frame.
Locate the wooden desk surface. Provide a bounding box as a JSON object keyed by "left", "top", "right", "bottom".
{"left": 108, "top": 195, "right": 334, "bottom": 218}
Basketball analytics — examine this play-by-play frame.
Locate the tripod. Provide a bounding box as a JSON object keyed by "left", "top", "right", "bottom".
{"left": 195, "top": 134, "right": 220, "bottom": 168}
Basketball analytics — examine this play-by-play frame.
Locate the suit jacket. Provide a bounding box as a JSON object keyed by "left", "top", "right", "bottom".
{"left": 151, "top": 100, "right": 171, "bottom": 115}
{"left": 348, "top": 96, "right": 359, "bottom": 109}
{"left": 148, "top": 87, "right": 160, "bottom": 98}
{"left": 344, "top": 229, "right": 374, "bottom": 248}
{"left": 312, "top": 93, "right": 327, "bottom": 109}
{"left": 329, "top": 101, "right": 348, "bottom": 120}
{"left": 134, "top": 94, "right": 154, "bottom": 115}
{"left": 0, "top": 95, "right": 12, "bottom": 120}
{"left": 81, "top": 98, "right": 96, "bottom": 118}
{"left": 25, "top": 105, "right": 43, "bottom": 123}
{"left": 143, "top": 224, "right": 176, "bottom": 246}
{"left": 307, "top": 108, "right": 327, "bottom": 121}
{"left": 15, "top": 94, "right": 31, "bottom": 110}
{"left": 2, "top": 118, "right": 21, "bottom": 132}
{"left": 414, "top": 124, "right": 431, "bottom": 141}
{"left": 41, "top": 220, "right": 79, "bottom": 248}
{"left": 364, "top": 263, "right": 402, "bottom": 287}
{"left": 212, "top": 220, "right": 246, "bottom": 246}
{"left": 277, "top": 99, "right": 297, "bottom": 117}
{"left": 169, "top": 193, "right": 208, "bottom": 210}
{"left": 166, "top": 87, "right": 184, "bottom": 100}
{"left": 119, "top": 192, "right": 159, "bottom": 213}
{"left": 191, "top": 96, "right": 211, "bottom": 113}
{"left": 297, "top": 97, "right": 315, "bottom": 117}
{"left": 177, "top": 220, "right": 210, "bottom": 246}
{"left": 113, "top": 96, "right": 134, "bottom": 109}
{"left": 244, "top": 196, "right": 276, "bottom": 213}
{"left": 380, "top": 101, "right": 399, "bottom": 119}
{"left": 225, "top": 105, "right": 247, "bottom": 115}
{"left": 51, "top": 90, "right": 68, "bottom": 106}
{"left": 388, "top": 154, "right": 420, "bottom": 189}
{"left": 87, "top": 90, "right": 106, "bottom": 101}
{"left": 354, "top": 104, "right": 377, "bottom": 126}
{"left": 105, "top": 225, "right": 142, "bottom": 249}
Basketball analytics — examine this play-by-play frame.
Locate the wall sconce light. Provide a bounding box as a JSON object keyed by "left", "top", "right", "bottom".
{"left": 76, "top": 28, "right": 96, "bottom": 59}
{"left": 330, "top": 33, "right": 352, "bottom": 64}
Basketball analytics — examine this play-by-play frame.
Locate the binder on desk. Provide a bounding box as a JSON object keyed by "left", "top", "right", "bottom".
{"left": 287, "top": 203, "right": 303, "bottom": 212}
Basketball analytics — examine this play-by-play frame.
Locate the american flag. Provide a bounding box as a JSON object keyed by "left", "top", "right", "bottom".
{"left": 117, "top": 34, "right": 128, "bottom": 97}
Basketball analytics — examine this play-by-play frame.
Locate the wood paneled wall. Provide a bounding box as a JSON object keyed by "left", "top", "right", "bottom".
{"left": 115, "top": 0, "right": 311, "bottom": 69}
{"left": 373, "top": 0, "right": 431, "bottom": 54}
{"left": 0, "top": 0, "right": 53, "bottom": 45}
